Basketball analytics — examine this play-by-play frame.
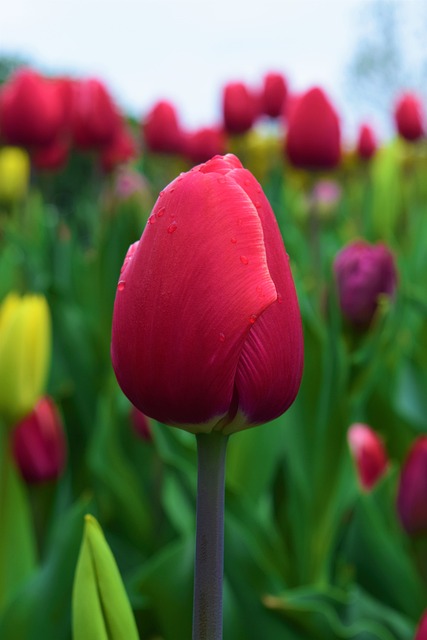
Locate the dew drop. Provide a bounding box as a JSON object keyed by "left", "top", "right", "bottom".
{"left": 157, "top": 207, "right": 166, "bottom": 218}
{"left": 148, "top": 215, "right": 156, "bottom": 225}
{"left": 240, "top": 255, "right": 249, "bottom": 265}
{"left": 167, "top": 221, "right": 178, "bottom": 234}
{"left": 249, "top": 314, "right": 257, "bottom": 324}
{"left": 219, "top": 332, "right": 226, "bottom": 343}
{"left": 256, "top": 186, "right": 261, "bottom": 193}
{"left": 169, "top": 187, "right": 175, "bottom": 193}
{"left": 230, "top": 237, "right": 237, "bottom": 244}
{"left": 277, "top": 294, "right": 283, "bottom": 304}
{"left": 244, "top": 178, "right": 251, "bottom": 186}
{"left": 118, "top": 280, "right": 126, "bottom": 291}
{"left": 159, "top": 190, "right": 164, "bottom": 197}
{"left": 255, "top": 201, "right": 261, "bottom": 208}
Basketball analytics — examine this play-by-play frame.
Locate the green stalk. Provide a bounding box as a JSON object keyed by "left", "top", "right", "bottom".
{"left": 192, "top": 432, "right": 229, "bottom": 640}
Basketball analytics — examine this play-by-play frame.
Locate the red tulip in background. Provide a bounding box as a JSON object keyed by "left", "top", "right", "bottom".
{"left": 415, "top": 611, "right": 427, "bottom": 640}
{"left": 12, "top": 396, "right": 67, "bottom": 484}
{"left": 142, "top": 100, "right": 183, "bottom": 154}
{"left": 0, "top": 68, "right": 65, "bottom": 148}
{"left": 222, "top": 82, "right": 259, "bottom": 134}
{"left": 397, "top": 436, "right": 427, "bottom": 535}
{"left": 333, "top": 240, "right": 397, "bottom": 328}
{"left": 394, "top": 93, "right": 424, "bottom": 141}
{"left": 71, "top": 78, "right": 120, "bottom": 150}
{"left": 356, "top": 123, "right": 377, "bottom": 160}
{"left": 112, "top": 154, "right": 303, "bottom": 433}
{"left": 347, "top": 423, "right": 389, "bottom": 490}
{"left": 261, "top": 72, "right": 288, "bottom": 119}
{"left": 183, "top": 126, "right": 227, "bottom": 165}
{"left": 100, "top": 122, "right": 137, "bottom": 173}
{"left": 285, "top": 86, "right": 341, "bottom": 170}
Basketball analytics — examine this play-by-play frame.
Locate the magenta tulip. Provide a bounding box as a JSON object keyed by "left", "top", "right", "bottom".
{"left": 183, "top": 126, "right": 227, "bottom": 165}
{"left": 333, "top": 240, "right": 397, "bottom": 327}
{"left": 71, "top": 78, "right": 120, "bottom": 149}
{"left": 12, "top": 396, "right": 67, "bottom": 484}
{"left": 397, "top": 436, "right": 427, "bottom": 535}
{"left": 357, "top": 124, "right": 377, "bottom": 160}
{"left": 285, "top": 86, "right": 341, "bottom": 170}
{"left": 142, "top": 100, "right": 184, "bottom": 154}
{"left": 261, "top": 72, "right": 288, "bottom": 119}
{"left": 100, "top": 122, "right": 137, "bottom": 173}
{"left": 111, "top": 154, "right": 303, "bottom": 434}
{"left": 415, "top": 611, "right": 427, "bottom": 640}
{"left": 347, "top": 423, "right": 388, "bottom": 490}
{"left": 394, "top": 93, "right": 424, "bottom": 142}
{"left": 222, "top": 82, "right": 259, "bottom": 134}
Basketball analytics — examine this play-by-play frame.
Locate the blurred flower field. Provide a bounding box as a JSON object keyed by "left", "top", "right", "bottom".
{"left": 1, "top": 66, "right": 427, "bottom": 640}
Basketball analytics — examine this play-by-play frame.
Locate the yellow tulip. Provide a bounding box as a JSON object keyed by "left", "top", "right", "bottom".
{"left": 0, "top": 147, "right": 30, "bottom": 202}
{"left": 0, "top": 293, "right": 51, "bottom": 425}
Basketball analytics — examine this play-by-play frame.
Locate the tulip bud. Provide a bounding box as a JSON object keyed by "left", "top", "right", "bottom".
{"left": 394, "top": 93, "right": 424, "bottom": 142}
{"left": 347, "top": 423, "right": 388, "bottom": 491}
{"left": 0, "top": 293, "right": 51, "bottom": 424}
{"left": 71, "top": 78, "right": 120, "bottom": 150}
{"left": 130, "top": 406, "right": 152, "bottom": 442}
{"left": 100, "top": 123, "right": 137, "bottom": 173}
{"left": 0, "top": 146, "right": 30, "bottom": 202}
{"left": 183, "top": 126, "right": 227, "bottom": 165}
{"left": 261, "top": 72, "right": 288, "bottom": 119}
{"left": 12, "top": 396, "right": 66, "bottom": 484}
{"left": 415, "top": 611, "right": 427, "bottom": 640}
{"left": 356, "top": 123, "right": 377, "bottom": 160}
{"left": 111, "top": 154, "right": 303, "bottom": 434}
{"left": 333, "top": 240, "right": 397, "bottom": 328}
{"left": 73, "top": 515, "right": 139, "bottom": 640}
{"left": 142, "top": 100, "right": 184, "bottom": 154}
{"left": 285, "top": 86, "right": 341, "bottom": 170}
{"left": 0, "top": 68, "right": 65, "bottom": 148}
{"left": 222, "top": 82, "right": 259, "bottom": 134}
{"left": 397, "top": 437, "right": 427, "bottom": 535}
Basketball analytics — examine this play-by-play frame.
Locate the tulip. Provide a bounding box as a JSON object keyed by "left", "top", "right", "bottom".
{"left": 130, "top": 406, "right": 152, "bottom": 442}
{"left": 333, "top": 240, "right": 397, "bottom": 328}
{"left": 285, "top": 86, "right": 341, "bottom": 170}
{"left": 142, "top": 100, "right": 183, "bottom": 154}
{"left": 0, "top": 146, "right": 30, "bottom": 202}
{"left": 31, "top": 139, "right": 69, "bottom": 172}
{"left": 415, "top": 611, "right": 427, "bottom": 640}
{"left": 183, "top": 126, "right": 227, "bottom": 165}
{"left": 100, "top": 123, "right": 137, "bottom": 173}
{"left": 0, "top": 68, "right": 65, "bottom": 148}
{"left": 0, "top": 293, "right": 51, "bottom": 424}
{"left": 356, "top": 123, "right": 377, "bottom": 160}
{"left": 111, "top": 153, "right": 303, "bottom": 433}
{"left": 71, "top": 78, "right": 120, "bottom": 150}
{"left": 261, "top": 72, "right": 288, "bottom": 119}
{"left": 347, "top": 423, "right": 388, "bottom": 490}
{"left": 222, "top": 82, "right": 259, "bottom": 134}
{"left": 394, "top": 93, "right": 424, "bottom": 142}
{"left": 397, "top": 436, "right": 427, "bottom": 535}
{"left": 12, "top": 396, "right": 66, "bottom": 484}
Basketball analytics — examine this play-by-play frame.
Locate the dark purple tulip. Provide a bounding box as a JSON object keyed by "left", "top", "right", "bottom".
{"left": 397, "top": 436, "right": 427, "bottom": 536}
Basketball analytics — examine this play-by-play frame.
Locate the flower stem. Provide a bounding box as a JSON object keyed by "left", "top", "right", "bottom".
{"left": 192, "top": 431, "right": 229, "bottom": 640}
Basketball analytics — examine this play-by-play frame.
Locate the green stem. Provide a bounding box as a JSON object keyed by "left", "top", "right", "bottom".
{"left": 192, "top": 431, "right": 229, "bottom": 640}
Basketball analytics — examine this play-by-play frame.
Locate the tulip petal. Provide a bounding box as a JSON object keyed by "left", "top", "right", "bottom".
{"left": 112, "top": 166, "right": 277, "bottom": 431}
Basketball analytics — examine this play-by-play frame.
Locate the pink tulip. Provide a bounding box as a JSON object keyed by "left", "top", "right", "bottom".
{"left": 397, "top": 436, "right": 427, "bottom": 535}
{"left": 415, "top": 611, "right": 427, "bottom": 639}
{"left": 285, "top": 86, "right": 341, "bottom": 170}
{"left": 222, "top": 82, "right": 259, "bottom": 134}
{"left": 348, "top": 423, "right": 388, "bottom": 490}
{"left": 356, "top": 124, "right": 377, "bottom": 160}
{"left": 261, "top": 72, "right": 288, "bottom": 119}
{"left": 183, "top": 126, "right": 227, "bottom": 165}
{"left": 71, "top": 78, "right": 120, "bottom": 149}
{"left": 142, "top": 100, "right": 184, "bottom": 154}
{"left": 111, "top": 154, "right": 303, "bottom": 434}
{"left": 12, "top": 396, "right": 67, "bottom": 484}
{"left": 394, "top": 93, "right": 424, "bottom": 141}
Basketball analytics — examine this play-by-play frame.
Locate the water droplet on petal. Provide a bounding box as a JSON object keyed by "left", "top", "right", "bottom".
{"left": 255, "top": 201, "right": 261, "bottom": 208}
{"left": 157, "top": 207, "right": 165, "bottom": 218}
{"left": 244, "top": 178, "right": 251, "bottom": 186}
{"left": 118, "top": 280, "right": 126, "bottom": 291}
{"left": 159, "top": 190, "right": 164, "bottom": 197}
{"left": 219, "top": 332, "right": 226, "bottom": 343}
{"left": 167, "top": 221, "right": 178, "bottom": 234}
{"left": 148, "top": 215, "right": 156, "bottom": 224}
{"left": 277, "top": 294, "right": 283, "bottom": 304}
{"left": 240, "top": 255, "right": 249, "bottom": 265}
{"left": 256, "top": 186, "right": 262, "bottom": 193}
{"left": 249, "top": 314, "right": 257, "bottom": 324}
{"left": 230, "top": 237, "right": 237, "bottom": 244}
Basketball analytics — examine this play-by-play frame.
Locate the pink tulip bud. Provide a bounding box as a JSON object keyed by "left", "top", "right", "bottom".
{"left": 111, "top": 154, "right": 303, "bottom": 434}
{"left": 347, "top": 423, "right": 388, "bottom": 490}
{"left": 142, "top": 100, "right": 184, "bottom": 154}
{"left": 261, "top": 72, "right": 288, "bottom": 119}
{"left": 12, "top": 396, "right": 67, "bottom": 484}
{"left": 0, "top": 68, "right": 66, "bottom": 148}
{"left": 130, "top": 406, "right": 152, "bottom": 442}
{"left": 333, "top": 240, "right": 397, "bottom": 328}
{"left": 397, "top": 436, "right": 427, "bottom": 535}
{"left": 222, "top": 82, "right": 259, "bottom": 134}
{"left": 394, "top": 93, "right": 424, "bottom": 141}
{"left": 356, "top": 124, "right": 377, "bottom": 160}
{"left": 71, "top": 78, "right": 121, "bottom": 150}
{"left": 415, "top": 611, "right": 427, "bottom": 640}
{"left": 183, "top": 127, "right": 227, "bottom": 165}
{"left": 285, "top": 86, "right": 341, "bottom": 170}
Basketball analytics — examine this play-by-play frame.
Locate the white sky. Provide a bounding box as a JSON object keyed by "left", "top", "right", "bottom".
{"left": 1, "top": 0, "right": 372, "bottom": 138}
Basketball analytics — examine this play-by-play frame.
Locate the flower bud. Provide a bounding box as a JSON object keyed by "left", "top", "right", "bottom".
{"left": 394, "top": 93, "right": 424, "bottom": 142}
{"left": 0, "top": 293, "right": 51, "bottom": 424}
{"left": 130, "top": 406, "right": 152, "bottom": 442}
{"left": 333, "top": 240, "right": 397, "bottom": 328}
{"left": 12, "top": 396, "right": 66, "bottom": 484}
{"left": 222, "top": 82, "right": 259, "bottom": 134}
{"left": 356, "top": 123, "right": 377, "bottom": 160}
{"left": 142, "top": 100, "right": 184, "bottom": 154}
{"left": 347, "top": 423, "right": 388, "bottom": 491}
{"left": 261, "top": 72, "right": 288, "bottom": 119}
{"left": 183, "top": 126, "right": 226, "bottom": 165}
{"left": 0, "top": 146, "right": 30, "bottom": 202}
{"left": 111, "top": 154, "right": 303, "bottom": 434}
{"left": 285, "top": 86, "right": 341, "bottom": 170}
{"left": 397, "top": 436, "right": 427, "bottom": 535}
{"left": 100, "top": 123, "right": 137, "bottom": 173}
{"left": 71, "top": 78, "right": 120, "bottom": 150}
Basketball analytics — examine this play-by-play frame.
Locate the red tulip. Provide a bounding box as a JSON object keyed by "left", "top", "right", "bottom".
{"left": 183, "top": 127, "right": 227, "bottom": 165}
{"left": 12, "top": 396, "right": 67, "bottom": 484}
{"left": 394, "top": 93, "right": 424, "bottom": 141}
{"left": 130, "top": 406, "right": 152, "bottom": 442}
{"left": 261, "top": 72, "right": 288, "bottom": 118}
{"left": 415, "top": 611, "right": 427, "bottom": 640}
{"left": 285, "top": 86, "right": 341, "bottom": 170}
{"left": 0, "top": 68, "right": 66, "bottom": 148}
{"left": 32, "top": 139, "right": 69, "bottom": 172}
{"left": 142, "top": 100, "right": 183, "bottom": 154}
{"left": 111, "top": 154, "right": 303, "bottom": 434}
{"left": 71, "top": 78, "right": 120, "bottom": 149}
{"left": 333, "top": 240, "right": 397, "bottom": 327}
{"left": 356, "top": 124, "right": 377, "bottom": 160}
{"left": 347, "top": 423, "right": 388, "bottom": 490}
{"left": 397, "top": 436, "right": 427, "bottom": 535}
{"left": 100, "top": 123, "right": 137, "bottom": 172}
{"left": 222, "top": 82, "right": 259, "bottom": 134}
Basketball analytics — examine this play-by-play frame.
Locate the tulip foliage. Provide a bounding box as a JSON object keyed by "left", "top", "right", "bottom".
{"left": 0, "top": 64, "right": 427, "bottom": 640}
